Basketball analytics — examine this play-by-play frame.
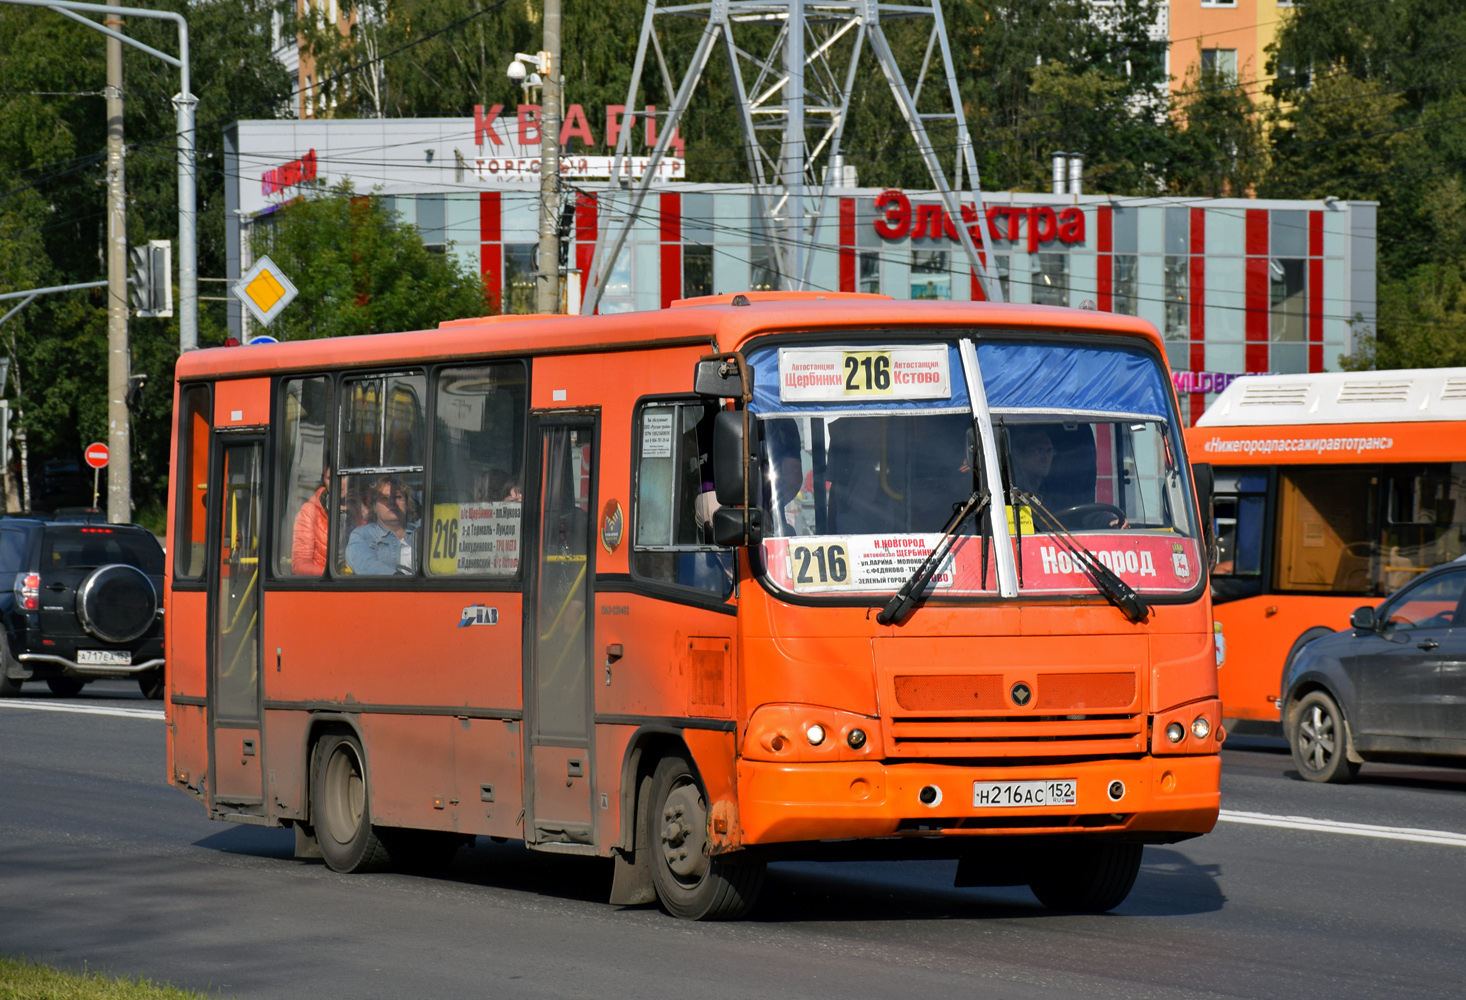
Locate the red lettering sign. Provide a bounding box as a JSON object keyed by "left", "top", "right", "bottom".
{"left": 868, "top": 193, "right": 1087, "bottom": 248}
{"left": 874, "top": 190, "right": 911, "bottom": 239}
{"left": 517, "top": 104, "right": 542, "bottom": 145}
{"left": 474, "top": 104, "right": 505, "bottom": 146}
{"left": 261, "top": 149, "right": 317, "bottom": 197}
{"left": 560, "top": 103, "right": 595, "bottom": 147}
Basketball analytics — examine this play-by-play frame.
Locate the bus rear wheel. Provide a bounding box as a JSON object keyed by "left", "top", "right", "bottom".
{"left": 1029, "top": 841, "right": 1143, "bottom": 913}
{"left": 312, "top": 734, "right": 392, "bottom": 874}
{"left": 647, "top": 751, "right": 764, "bottom": 920}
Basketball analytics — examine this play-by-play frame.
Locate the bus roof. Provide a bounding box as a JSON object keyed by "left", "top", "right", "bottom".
{"left": 174, "top": 298, "right": 1163, "bottom": 382}
{"left": 1195, "top": 368, "right": 1466, "bottom": 427}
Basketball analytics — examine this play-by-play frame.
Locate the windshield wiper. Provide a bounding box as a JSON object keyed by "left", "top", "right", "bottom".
{"left": 1014, "top": 490, "right": 1150, "bottom": 624}
{"left": 877, "top": 490, "right": 989, "bottom": 626}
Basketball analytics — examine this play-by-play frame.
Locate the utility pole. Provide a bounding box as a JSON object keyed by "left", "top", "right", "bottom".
{"left": 105, "top": 18, "right": 130, "bottom": 522}
{"left": 534, "top": 0, "right": 562, "bottom": 314}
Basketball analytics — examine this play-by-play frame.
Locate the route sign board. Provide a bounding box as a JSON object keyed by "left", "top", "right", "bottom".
{"left": 232, "top": 255, "right": 298, "bottom": 328}
{"left": 84, "top": 442, "right": 109, "bottom": 469}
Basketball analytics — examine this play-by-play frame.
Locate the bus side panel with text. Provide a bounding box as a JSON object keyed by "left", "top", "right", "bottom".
{"left": 165, "top": 294, "right": 1222, "bottom": 917}
{"left": 1185, "top": 368, "right": 1466, "bottom": 724}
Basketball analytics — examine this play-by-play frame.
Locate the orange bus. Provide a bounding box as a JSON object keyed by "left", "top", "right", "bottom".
{"left": 166, "top": 292, "right": 1221, "bottom": 919}
{"left": 1186, "top": 368, "right": 1466, "bottom": 725}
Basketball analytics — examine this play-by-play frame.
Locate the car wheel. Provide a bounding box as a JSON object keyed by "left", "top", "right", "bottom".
{"left": 1289, "top": 690, "right": 1361, "bottom": 784}
{"left": 46, "top": 677, "right": 86, "bottom": 697}
{"left": 1029, "top": 842, "right": 1143, "bottom": 913}
{"left": 311, "top": 734, "right": 392, "bottom": 873}
{"left": 137, "top": 668, "right": 165, "bottom": 700}
{"left": 647, "top": 751, "right": 764, "bottom": 920}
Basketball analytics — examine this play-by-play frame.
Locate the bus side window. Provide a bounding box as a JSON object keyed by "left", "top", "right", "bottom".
{"left": 632, "top": 401, "right": 734, "bottom": 600}
{"left": 276, "top": 376, "right": 331, "bottom": 578}
{"left": 1275, "top": 467, "right": 1379, "bottom": 595}
{"left": 334, "top": 374, "right": 426, "bottom": 578}
{"left": 1382, "top": 463, "right": 1466, "bottom": 591}
{"left": 1212, "top": 469, "right": 1266, "bottom": 579}
{"left": 174, "top": 384, "right": 211, "bottom": 581}
{"left": 427, "top": 363, "right": 528, "bottom": 579}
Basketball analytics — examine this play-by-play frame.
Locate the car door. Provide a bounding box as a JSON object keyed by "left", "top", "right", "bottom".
{"left": 1349, "top": 570, "right": 1466, "bottom": 740}
{"left": 1430, "top": 575, "right": 1466, "bottom": 742}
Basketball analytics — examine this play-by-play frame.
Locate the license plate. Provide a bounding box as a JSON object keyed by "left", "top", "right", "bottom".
{"left": 77, "top": 650, "right": 131, "bottom": 666}
{"left": 972, "top": 779, "right": 1077, "bottom": 808}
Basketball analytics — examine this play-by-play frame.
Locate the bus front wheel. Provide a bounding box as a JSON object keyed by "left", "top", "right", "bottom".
{"left": 1029, "top": 841, "right": 1143, "bottom": 913}
{"left": 647, "top": 751, "right": 764, "bottom": 920}
{"left": 312, "top": 734, "right": 392, "bottom": 874}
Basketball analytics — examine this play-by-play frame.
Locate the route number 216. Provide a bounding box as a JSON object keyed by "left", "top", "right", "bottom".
{"left": 789, "top": 542, "right": 849, "bottom": 588}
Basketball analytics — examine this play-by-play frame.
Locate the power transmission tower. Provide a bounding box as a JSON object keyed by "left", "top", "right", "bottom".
{"left": 581, "top": 0, "right": 1003, "bottom": 314}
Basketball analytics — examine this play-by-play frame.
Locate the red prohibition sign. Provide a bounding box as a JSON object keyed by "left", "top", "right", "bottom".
{"left": 84, "top": 442, "right": 109, "bottom": 469}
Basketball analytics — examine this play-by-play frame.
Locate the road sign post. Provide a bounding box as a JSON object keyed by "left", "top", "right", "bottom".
{"left": 232, "top": 254, "right": 298, "bottom": 329}
{"left": 84, "top": 442, "right": 109, "bottom": 509}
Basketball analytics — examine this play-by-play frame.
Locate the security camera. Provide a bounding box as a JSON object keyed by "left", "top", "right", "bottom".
{"left": 507, "top": 59, "right": 527, "bottom": 83}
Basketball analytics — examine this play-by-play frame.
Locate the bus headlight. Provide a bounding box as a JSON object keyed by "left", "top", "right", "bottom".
{"left": 1166, "top": 722, "right": 1185, "bottom": 743}
{"left": 1191, "top": 716, "right": 1211, "bottom": 740}
{"left": 805, "top": 724, "right": 826, "bottom": 746}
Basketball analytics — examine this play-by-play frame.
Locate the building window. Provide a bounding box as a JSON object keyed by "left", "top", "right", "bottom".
{"left": 1164, "top": 256, "right": 1189, "bottom": 344}
{"left": 1270, "top": 258, "right": 1307, "bottom": 373}
{"left": 910, "top": 250, "right": 950, "bottom": 300}
{"left": 1201, "top": 0, "right": 1237, "bottom": 7}
{"left": 1113, "top": 255, "right": 1139, "bottom": 316}
{"left": 503, "top": 244, "right": 536, "bottom": 315}
{"left": 1200, "top": 48, "right": 1238, "bottom": 80}
{"left": 1031, "top": 253, "right": 1067, "bottom": 306}
{"left": 417, "top": 194, "right": 445, "bottom": 253}
{"left": 996, "top": 255, "right": 1011, "bottom": 302}
{"left": 750, "top": 246, "right": 781, "bottom": 292}
{"left": 858, "top": 250, "right": 880, "bottom": 294}
{"left": 683, "top": 244, "right": 713, "bottom": 298}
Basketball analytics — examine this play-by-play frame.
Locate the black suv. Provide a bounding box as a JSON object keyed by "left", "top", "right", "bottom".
{"left": 0, "top": 516, "right": 165, "bottom": 699}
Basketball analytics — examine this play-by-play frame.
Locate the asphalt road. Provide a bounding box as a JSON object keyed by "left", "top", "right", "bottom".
{"left": 3, "top": 682, "right": 1465, "bottom": 999}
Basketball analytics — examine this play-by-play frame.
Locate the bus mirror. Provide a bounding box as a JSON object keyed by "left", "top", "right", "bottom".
{"left": 695, "top": 356, "right": 751, "bottom": 399}
{"left": 1350, "top": 606, "right": 1377, "bottom": 631}
{"left": 712, "top": 505, "right": 763, "bottom": 547}
{"left": 1191, "top": 462, "right": 1218, "bottom": 570}
{"left": 713, "top": 410, "right": 757, "bottom": 506}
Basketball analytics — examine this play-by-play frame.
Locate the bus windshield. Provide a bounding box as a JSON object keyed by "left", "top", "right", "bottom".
{"left": 748, "top": 336, "right": 1203, "bottom": 600}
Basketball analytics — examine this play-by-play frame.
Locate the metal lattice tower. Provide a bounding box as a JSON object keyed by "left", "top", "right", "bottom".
{"left": 582, "top": 0, "right": 1004, "bottom": 314}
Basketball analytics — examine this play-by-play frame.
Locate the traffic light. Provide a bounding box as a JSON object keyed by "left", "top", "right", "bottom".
{"left": 129, "top": 240, "right": 173, "bottom": 318}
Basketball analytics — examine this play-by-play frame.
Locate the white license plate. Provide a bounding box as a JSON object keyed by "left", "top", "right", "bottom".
{"left": 972, "top": 779, "right": 1077, "bottom": 808}
{"left": 77, "top": 650, "right": 131, "bottom": 666}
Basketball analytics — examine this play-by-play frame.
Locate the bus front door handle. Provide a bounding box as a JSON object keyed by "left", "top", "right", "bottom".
{"left": 1418, "top": 639, "right": 1440, "bottom": 651}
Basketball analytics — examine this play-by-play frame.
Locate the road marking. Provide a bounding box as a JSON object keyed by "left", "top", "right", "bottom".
{"left": 1220, "top": 809, "right": 1466, "bottom": 848}
{"left": 0, "top": 700, "right": 164, "bottom": 720}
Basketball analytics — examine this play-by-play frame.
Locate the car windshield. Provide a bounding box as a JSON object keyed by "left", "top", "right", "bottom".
{"left": 746, "top": 336, "right": 1203, "bottom": 600}
{"left": 44, "top": 531, "right": 164, "bottom": 574}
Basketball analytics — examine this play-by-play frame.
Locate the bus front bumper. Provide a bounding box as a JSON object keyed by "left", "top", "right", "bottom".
{"left": 736, "top": 754, "right": 1220, "bottom": 846}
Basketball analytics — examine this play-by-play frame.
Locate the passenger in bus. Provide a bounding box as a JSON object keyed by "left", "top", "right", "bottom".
{"left": 1009, "top": 425, "right": 1056, "bottom": 497}
{"left": 291, "top": 466, "right": 329, "bottom": 576}
{"left": 345, "top": 474, "right": 419, "bottom": 575}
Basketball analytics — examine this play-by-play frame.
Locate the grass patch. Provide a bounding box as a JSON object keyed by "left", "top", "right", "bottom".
{"left": 0, "top": 956, "right": 224, "bottom": 999}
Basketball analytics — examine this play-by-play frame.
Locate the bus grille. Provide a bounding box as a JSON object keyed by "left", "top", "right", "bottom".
{"left": 886, "top": 671, "right": 1143, "bottom": 758}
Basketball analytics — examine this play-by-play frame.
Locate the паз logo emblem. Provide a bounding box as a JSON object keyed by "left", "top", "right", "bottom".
{"left": 459, "top": 605, "right": 499, "bottom": 627}
{"left": 601, "top": 499, "right": 624, "bottom": 554}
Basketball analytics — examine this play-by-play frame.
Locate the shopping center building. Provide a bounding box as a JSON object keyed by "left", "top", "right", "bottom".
{"left": 224, "top": 115, "right": 1378, "bottom": 423}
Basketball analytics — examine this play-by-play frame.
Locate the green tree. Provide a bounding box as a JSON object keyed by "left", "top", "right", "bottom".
{"left": 251, "top": 181, "right": 487, "bottom": 341}
{"left": 1168, "top": 64, "right": 1268, "bottom": 197}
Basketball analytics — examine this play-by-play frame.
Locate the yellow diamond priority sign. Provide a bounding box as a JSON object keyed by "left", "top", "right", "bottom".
{"left": 232, "top": 254, "right": 298, "bottom": 327}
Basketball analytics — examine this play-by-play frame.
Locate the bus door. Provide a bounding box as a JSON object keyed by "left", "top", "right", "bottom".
{"left": 207, "top": 435, "right": 266, "bottom": 816}
{"left": 524, "top": 415, "right": 598, "bottom": 847}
